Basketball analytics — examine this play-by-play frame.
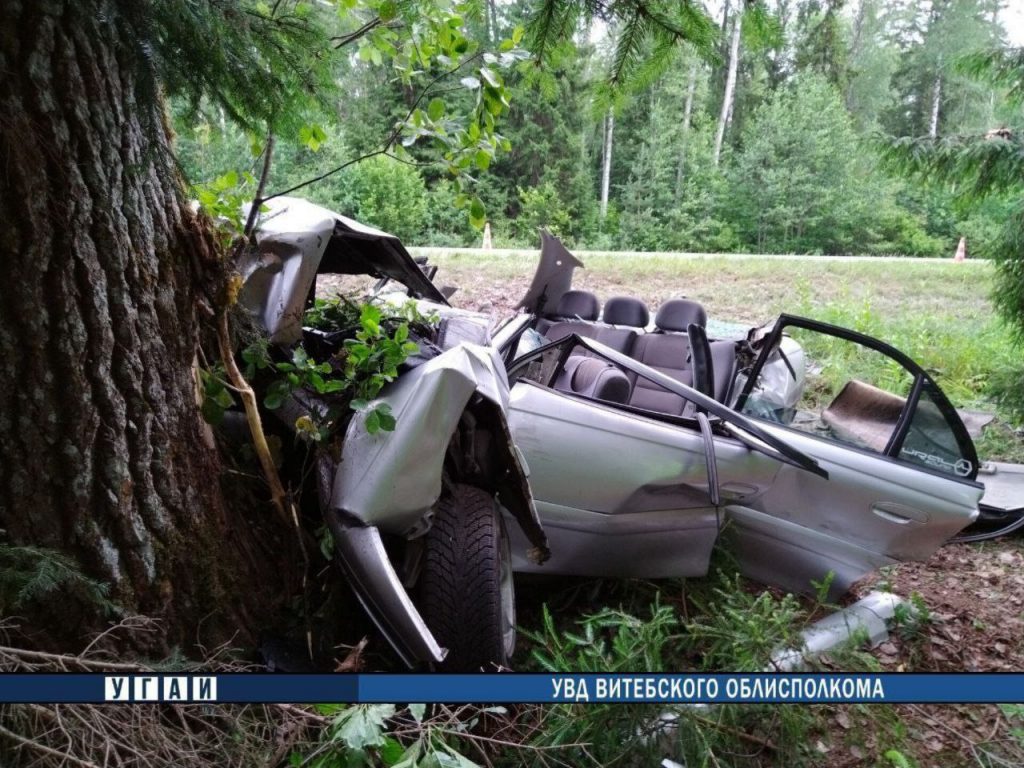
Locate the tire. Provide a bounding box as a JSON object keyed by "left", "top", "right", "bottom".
{"left": 419, "top": 483, "right": 515, "bottom": 671}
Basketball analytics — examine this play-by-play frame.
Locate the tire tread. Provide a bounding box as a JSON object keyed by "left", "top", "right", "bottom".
{"left": 419, "top": 484, "right": 506, "bottom": 671}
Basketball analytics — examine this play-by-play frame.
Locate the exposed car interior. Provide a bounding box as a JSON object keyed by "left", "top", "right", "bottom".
{"left": 534, "top": 290, "right": 740, "bottom": 415}
{"left": 518, "top": 290, "right": 979, "bottom": 486}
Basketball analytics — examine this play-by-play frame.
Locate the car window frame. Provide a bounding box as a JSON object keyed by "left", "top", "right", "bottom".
{"left": 735, "top": 313, "right": 980, "bottom": 483}
{"left": 507, "top": 333, "right": 829, "bottom": 480}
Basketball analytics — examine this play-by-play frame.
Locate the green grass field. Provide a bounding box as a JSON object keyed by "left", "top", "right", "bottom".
{"left": 422, "top": 249, "right": 1024, "bottom": 462}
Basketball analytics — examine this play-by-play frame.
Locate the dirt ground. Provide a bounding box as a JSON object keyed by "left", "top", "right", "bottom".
{"left": 835, "top": 539, "right": 1024, "bottom": 767}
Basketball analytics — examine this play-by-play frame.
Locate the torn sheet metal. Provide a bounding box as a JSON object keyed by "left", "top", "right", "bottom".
{"left": 238, "top": 197, "right": 334, "bottom": 345}
{"left": 332, "top": 343, "right": 547, "bottom": 554}
{"left": 326, "top": 518, "right": 446, "bottom": 666}
{"left": 239, "top": 196, "right": 449, "bottom": 345}
{"left": 977, "top": 461, "right": 1024, "bottom": 514}
{"left": 516, "top": 230, "right": 585, "bottom": 317}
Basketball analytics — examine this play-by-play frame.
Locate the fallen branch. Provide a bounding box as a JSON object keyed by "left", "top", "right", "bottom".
{"left": 216, "top": 311, "right": 291, "bottom": 526}
{"left": 0, "top": 645, "right": 149, "bottom": 672}
{"left": 684, "top": 712, "right": 777, "bottom": 752}
{"left": 0, "top": 724, "right": 101, "bottom": 768}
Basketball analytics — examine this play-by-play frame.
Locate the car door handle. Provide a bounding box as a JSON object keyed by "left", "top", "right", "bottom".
{"left": 720, "top": 482, "right": 759, "bottom": 501}
{"left": 871, "top": 502, "right": 929, "bottom": 525}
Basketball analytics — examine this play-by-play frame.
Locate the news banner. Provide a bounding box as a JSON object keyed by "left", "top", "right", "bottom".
{"left": 0, "top": 673, "right": 1022, "bottom": 704}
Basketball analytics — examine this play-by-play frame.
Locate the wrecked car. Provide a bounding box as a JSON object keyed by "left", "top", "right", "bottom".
{"left": 238, "top": 198, "right": 1019, "bottom": 672}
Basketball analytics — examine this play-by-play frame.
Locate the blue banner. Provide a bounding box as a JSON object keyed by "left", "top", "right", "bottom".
{"left": 0, "top": 673, "right": 1022, "bottom": 704}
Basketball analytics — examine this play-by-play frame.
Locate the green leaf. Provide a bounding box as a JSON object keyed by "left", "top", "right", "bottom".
{"left": 379, "top": 737, "right": 405, "bottom": 766}
{"left": 391, "top": 741, "right": 422, "bottom": 768}
{"left": 299, "top": 123, "right": 328, "bottom": 152}
{"left": 408, "top": 703, "right": 426, "bottom": 722}
{"left": 376, "top": 408, "right": 396, "bottom": 432}
{"left": 469, "top": 197, "right": 486, "bottom": 229}
{"left": 479, "top": 67, "right": 499, "bottom": 88}
{"left": 365, "top": 408, "right": 382, "bottom": 434}
{"left": 474, "top": 150, "right": 490, "bottom": 171}
{"left": 512, "top": 25, "right": 524, "bottom": 44}
{"left": 427, "top": 97, "right": 445, "bottom": 121}
{"left": 435, "top": 744, "right": 481, "bottom": 768}
{"left": 459, "top": 76, "right": 480, "bottom": 90}
{"left": 360, "top": 303, "right": 382, "bottom": 336}
{"left": 200, "top": 398, "right": 225, "bottom": 425}
{"left": 333, "top": 704, "right": 396, "bottom": 751}
{"left": 213, "top": 170, "right": 239, "bottom": 191}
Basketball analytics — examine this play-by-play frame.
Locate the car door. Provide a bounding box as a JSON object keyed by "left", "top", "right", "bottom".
{"left": 727, "top": 314, "right": 983, "bottom": 598}
{"left": 502, "top": 336, "right": 813, "bottom": 581}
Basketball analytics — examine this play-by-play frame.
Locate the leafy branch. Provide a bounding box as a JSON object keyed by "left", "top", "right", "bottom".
{"left": 261, "top": 51, "right": 486, "bottom": 205}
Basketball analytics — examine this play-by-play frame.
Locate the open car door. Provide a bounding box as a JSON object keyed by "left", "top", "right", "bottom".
{"left": 729, "top": 314, "right": 982, "bottom": 597}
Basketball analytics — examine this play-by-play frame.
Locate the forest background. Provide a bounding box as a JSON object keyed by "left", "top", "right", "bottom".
{"left": 177, "top": 0, "right": 1022, "bottom": 258}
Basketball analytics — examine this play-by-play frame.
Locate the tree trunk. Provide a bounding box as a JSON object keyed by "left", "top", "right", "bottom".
{"left": 0, "top": 0, "right": 290, "bottom": 651}
{"left": 929, "top": 72, "right": 942, "bottom": 138}
{"left": 714, "top": 14, "right": 742, "bottom": 167}
{"left": 600, "top": 109, "right": 614, "bottom": 219}
{"left": 844, "top": 0, "right": 868, "bottom": 111}
{"left": 675, "top": 61, "right": 699, "bottom": 201}
{"left": 487, "top": 0, "right": 498, "bottom": 45}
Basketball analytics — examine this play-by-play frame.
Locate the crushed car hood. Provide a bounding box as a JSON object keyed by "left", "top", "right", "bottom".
{"left": 238, "top": 196, "right": 448, "bottom": 344}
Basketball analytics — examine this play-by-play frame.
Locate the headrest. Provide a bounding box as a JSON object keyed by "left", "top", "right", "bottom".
{"left": 602, "top": 296, "right": 649, "bottom": 328}
{"left": 571, "top": 358, "right": 631, "bottom": 404}
{"left": 571, "top": 357, "right": 610, "bottom": 389}
{"left": 553, "top": 290, "right": 600, "bottom": 321}
{"left": 655, "top": 298, "right": 707, "bottom": 332}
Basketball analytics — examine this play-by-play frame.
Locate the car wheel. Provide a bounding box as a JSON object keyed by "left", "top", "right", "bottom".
{"left": 419, "top": 483, "right": 516, "bottom": 671}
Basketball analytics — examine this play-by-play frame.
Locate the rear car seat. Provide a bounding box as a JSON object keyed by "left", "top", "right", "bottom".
{"left": 592, "top": 296, "right": 648, "bottom": 353}
{"left": 627, "top": 299, "right": 708, "bottom": 415}
{"left": 535, "top": 290, "right": 600, "bottom": 338}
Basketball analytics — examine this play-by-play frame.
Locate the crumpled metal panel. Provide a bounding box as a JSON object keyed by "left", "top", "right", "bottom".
{"left": 332, "top": 343, "right": 546, "bottom": 553}
{"left": 326, "top": 518, "right": 446, "bottom": 666}
{"left": 516, "top": 231, "right": 585, "bottom": 316}
{"left": 237, "top": 197, "right": 336, "bottom": 345}
{"left": 238, "top": 196, "right": 448, "bottom": 345}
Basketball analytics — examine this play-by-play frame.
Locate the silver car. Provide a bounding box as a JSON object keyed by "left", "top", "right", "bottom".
{"left": 239, "top": 198, "right": 1020, "bottom": 671}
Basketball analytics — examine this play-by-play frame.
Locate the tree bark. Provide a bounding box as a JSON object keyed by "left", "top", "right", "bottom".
{"left": 844, "top": 0, "right": 868, "bottom": 111}
{"left": 929, "top": 71, "right": 942, "bottom": 138}
{"left": 714, "top": 14, "right": 742, "bottom": 167}
{"left": 600, "top": 109, "right": 614, "bottom": 219}
{"left": 0, "top": 0, "right": 290, "bottom": 651}
{"left": 675, "top": 61, "right": 699, "bottom": 201}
